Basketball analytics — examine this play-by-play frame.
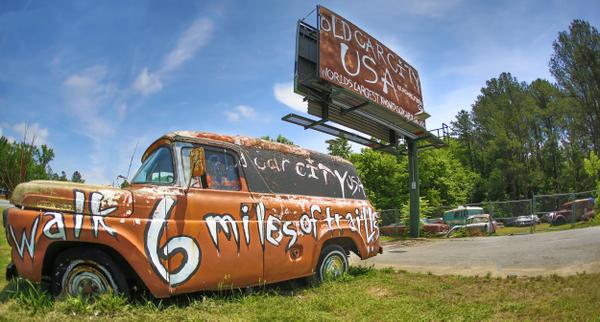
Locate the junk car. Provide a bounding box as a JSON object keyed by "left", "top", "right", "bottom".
{"left": 548, "top": 198, "right": 595, "bottom": 226}
{"left": 3, "top": 131, "right": 381, "bottom": 298}
{"left": 420, "top": 218, "right": 449, "bottom": 235}
{"left": 442, "top": 206, "right": 484, "bottom": 227}
{"left": 513, "top": 215, "right": 538, "bottom": 227}
{"left": 446, "top": 214, "right": 496, "bottom": 237}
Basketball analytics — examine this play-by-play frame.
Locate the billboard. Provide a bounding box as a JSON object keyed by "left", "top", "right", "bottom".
{"left": 317, "top": 6, "right": 425, "bottom": 127}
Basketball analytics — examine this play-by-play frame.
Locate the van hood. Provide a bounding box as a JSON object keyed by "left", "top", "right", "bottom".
{"left": 10, "top": 180, "right": 133, "bottom": 217}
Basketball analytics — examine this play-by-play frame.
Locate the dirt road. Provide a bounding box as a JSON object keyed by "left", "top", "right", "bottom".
{"left": 352, "top": 226, "right": 600, "bottom": 277}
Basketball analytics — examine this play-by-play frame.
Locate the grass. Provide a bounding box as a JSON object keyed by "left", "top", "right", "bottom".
{"left": 1, "top": 208, "right": 600, "bottom": 320}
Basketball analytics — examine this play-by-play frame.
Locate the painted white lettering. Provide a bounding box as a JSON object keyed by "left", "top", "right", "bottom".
{"left": 145, "top": 197, "right": 201, "bottom": 286}
{"left": 340, "top": 43, "right": 361, "bottom": 77}
{"left": 42, "top": 212, "right": 66, "bottom": 240}
{"left": 266, "top": 215, "right": 283, "bottom": 246}
{"left": 9, "top": 216, "right": 40, "bottom": 260}
{"left": 282, "top": 221, "right": 298, "bottom": 251}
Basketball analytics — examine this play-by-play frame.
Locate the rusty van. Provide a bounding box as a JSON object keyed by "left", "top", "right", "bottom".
{"left": 3, "top": 131, "right": 381, "bottom": 298}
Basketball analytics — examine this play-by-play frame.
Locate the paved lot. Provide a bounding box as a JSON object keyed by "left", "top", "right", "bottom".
{"left": 352, "top": 226, "right": 600, "bottom": 277}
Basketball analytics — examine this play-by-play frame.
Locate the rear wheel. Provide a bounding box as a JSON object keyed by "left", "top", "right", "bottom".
{"left": 308, "top": 244, "right": 348, "bottom": 285}
{"left": 553, "top": 217, "right": 566, "bottom": 226}
{"left": 51, "top": 247, "right": 129, "bottom": 298}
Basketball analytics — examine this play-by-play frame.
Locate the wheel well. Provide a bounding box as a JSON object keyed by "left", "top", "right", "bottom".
{"left": 42, "top": 242, "right": 146, "bottom": 293}
{"left": 322, "top": 237, "right": 359, "bottom": 257}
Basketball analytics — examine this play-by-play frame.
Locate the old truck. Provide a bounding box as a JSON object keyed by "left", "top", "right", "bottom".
{"left": 3, "top": 131, "right": 381, "bottom": 298}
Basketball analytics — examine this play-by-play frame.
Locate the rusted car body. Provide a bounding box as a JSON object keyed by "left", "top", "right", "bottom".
{"left": 3, "top": 132, "right": 381, "bottom": 298}
{"left": 379, "top": 223, "right": 406, "bottom": 236}
{"left": 548, "top": 198, "right": 595, "bottom": 226}
{"left": 378, "top": 218, "right": 447, "bottom": 236}
{"left": 446, "top": 214, "right": 496, "bottom": 237}
{"left": 421, "top": 218, "right": 448, "bottom": 235}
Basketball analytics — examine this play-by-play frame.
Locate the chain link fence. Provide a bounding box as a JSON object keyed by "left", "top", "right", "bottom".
{"left": 378, "top": 206, "right": 456, "bottom": 237}
{"left": 378, "top": 190, "right": 597, "bottom": 237}
{"left": 533, "top": 190, "right": 595, "bottom": 233}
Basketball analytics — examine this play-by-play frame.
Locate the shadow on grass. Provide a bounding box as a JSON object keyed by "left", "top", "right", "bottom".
{"left": 0, "top": 278, "right": 54, "bottom": 313}
{"left": 0, "top": 265, "right": 377, "bottom": 313}
{"left": 154, "top": 265, "right": 376, "bottom": 309}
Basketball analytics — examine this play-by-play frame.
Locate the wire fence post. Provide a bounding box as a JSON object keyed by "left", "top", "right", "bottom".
{"left": 531, "top": 194, "right": 536, "bottom": 234}
{"left": 571, "top": 193, "right": 576, "bottom": 226}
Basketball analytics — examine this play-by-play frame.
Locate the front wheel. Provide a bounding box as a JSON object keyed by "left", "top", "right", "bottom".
{"left": 51, "top": 247, "right": 129, "bottom": 298}
{"left": 309, "top": 244, "right": 348, "bottom": 285}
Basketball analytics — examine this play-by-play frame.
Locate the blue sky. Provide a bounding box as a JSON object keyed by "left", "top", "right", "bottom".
{"left": 1, "top": 0, "right": 599, "bottom": 184}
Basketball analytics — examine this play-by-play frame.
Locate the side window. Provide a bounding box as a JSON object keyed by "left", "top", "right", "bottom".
{"left": 182, "top": 147, "right": 241, "bottom": 191}
{"left": 205, "top": 149, "right": 241, "bottom": 191}
{"left": 132, "top": 146, "right": 175, "bottom": 185}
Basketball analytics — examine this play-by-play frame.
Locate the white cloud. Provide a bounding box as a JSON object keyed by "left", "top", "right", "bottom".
{"left": 133, "top": 68, "right": 163, "bottom": 96}
{"left": 273, "top": 82, "right": 307, "bottom": 113}
{"left": 225, "top": 105, "right": 256, "bottom": 123}
{"left": 63, "top": 65, "right": 116, "bottom": 138}
{"left": 63, "top": 66, "right": 126, "bottom": 184}
{"left": 162, "top": 18, "right": 213, "bottom": 73}
{"left": 13, "top": 122, "right": 49, "bottom": 145}
{"left": 0, "top": 127, "right": 2, "bottom": 138}
{"left": 132, "top": 17, "right": 213, "bottom": 97}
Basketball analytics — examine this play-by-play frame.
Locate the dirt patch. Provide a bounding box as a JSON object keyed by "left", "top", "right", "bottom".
{"left": 366, "top": 286, "right": 391, "bottom": 298}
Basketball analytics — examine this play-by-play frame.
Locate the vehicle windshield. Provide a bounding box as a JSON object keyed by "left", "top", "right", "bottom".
{"left": 467, "top": 208, "right": 484, "bottom": 216}
{"left": 132, "top": 146, "right": 175, "bottom": 184}
{"left": 469, "top": 217, "right": 488, "bottom": 224}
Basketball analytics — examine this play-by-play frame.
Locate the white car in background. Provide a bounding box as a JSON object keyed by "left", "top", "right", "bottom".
{"left": 446, "top": 214, "right": 497, "bottom": 237}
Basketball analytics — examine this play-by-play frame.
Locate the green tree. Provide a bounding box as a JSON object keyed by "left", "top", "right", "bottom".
{"left": 326, "top": 138, "right": 352, "bottom": 159}
{"left": 399, "top": 196, "right": 432, "bottom": 223}
{"left": 550, "top": 19, "right": 600, "bottom": 155}
{"left": 0, "top": 136, "right": 54, "bottom": 195}
{"left": 349, "top": 148, "right": 408, "bottom": 211}
{"left": 419, "top": 145, "right": 480, "bottom": 212}
{"left": 261, "top": 134, "right": 295, "bottom": 146}
{"left": 71, "top": 171, "right": 85, "bottom": 183}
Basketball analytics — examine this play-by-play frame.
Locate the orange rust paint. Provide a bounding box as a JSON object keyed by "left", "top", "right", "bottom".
{"left": 4, "top": 132, "right": 380, "bottom": 298}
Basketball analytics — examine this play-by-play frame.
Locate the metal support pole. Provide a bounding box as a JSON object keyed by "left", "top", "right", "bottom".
{"left": 407, "top": 139, "right": 420, "bottom": 238}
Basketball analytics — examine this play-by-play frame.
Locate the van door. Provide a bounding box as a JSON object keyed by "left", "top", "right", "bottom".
{"left": 171, "top": 146, "right": 263, "bottom": 294}
{"left": 256, "top": 194, "right": 318, "bottom": 283}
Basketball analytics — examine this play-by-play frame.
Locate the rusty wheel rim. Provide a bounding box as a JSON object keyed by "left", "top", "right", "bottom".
{"left": 63, "top": 263, "right": 113, "bottom": 297}
{"left": 322, "top": 255, "right": 345, "bottom": 281}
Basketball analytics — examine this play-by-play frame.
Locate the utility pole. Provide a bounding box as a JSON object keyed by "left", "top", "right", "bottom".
{"left": 407, "top": 138, "right": 420, "bottom": 238}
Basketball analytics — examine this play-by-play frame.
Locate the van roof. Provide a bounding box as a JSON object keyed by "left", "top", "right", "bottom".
{"left": 444, "top": 206, "right": 484, "bottom": 213}
{"left": 143, "top": 131, "right": 352, "bottom": 165}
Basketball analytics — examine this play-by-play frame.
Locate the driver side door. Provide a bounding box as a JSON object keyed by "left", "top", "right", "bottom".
{"left": 170, "top": 145, "right": 264, "bottom": 294}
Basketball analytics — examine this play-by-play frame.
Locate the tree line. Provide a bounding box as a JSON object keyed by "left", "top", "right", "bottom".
{"left": 0, "top": 136, "right": 84, "bottom": 196}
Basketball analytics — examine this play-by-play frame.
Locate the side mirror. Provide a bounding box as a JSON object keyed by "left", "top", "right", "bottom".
{"left": 188, "top": 147, "right": 206, "bottom": 189}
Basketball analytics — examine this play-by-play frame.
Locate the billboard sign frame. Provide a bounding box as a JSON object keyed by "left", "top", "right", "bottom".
{"left": 317, "top": 6, "right": 425, "bottom": 127}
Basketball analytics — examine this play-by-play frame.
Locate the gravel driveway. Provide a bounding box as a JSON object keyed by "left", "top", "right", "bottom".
{"left": 352, "top": 226, "right": 600, "bottom": 277}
